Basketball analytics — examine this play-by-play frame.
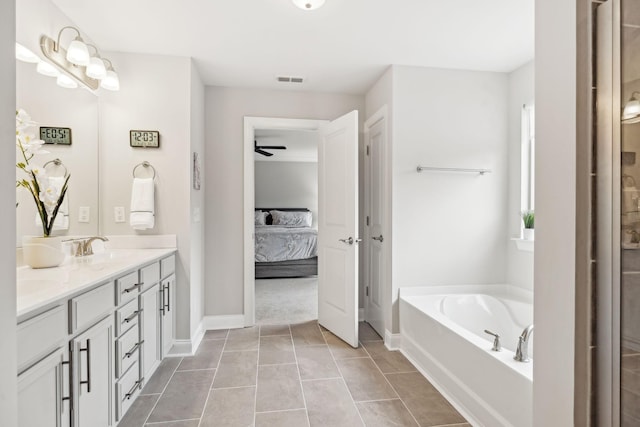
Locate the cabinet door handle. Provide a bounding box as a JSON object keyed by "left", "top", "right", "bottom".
{"left": 159, "top": 288, "right": 165, "bottom": 316}
{"left": 79, "top": 339, "right": 91, "bottom": 393}
{"left": 124, "top": 282, "right": 143, "bottom": 293}
{"left": 125, "top": 340, "right": 144, "bottom": 359}
{"left": 124, "top": 310, "right": 140, "bottom": 323}
{"left": 124, "top": 379, "right": 142, "bottom": 400}
{"left": 164, "top": 283, "right": 170, "bottom": 311}
{"left": 61, "top": 356, "right": 72, "bottom": 405}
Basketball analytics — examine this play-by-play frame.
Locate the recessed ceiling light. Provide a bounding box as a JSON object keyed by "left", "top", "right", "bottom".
{"left": 292, "top": 0, "right": 325, "bottom": 11}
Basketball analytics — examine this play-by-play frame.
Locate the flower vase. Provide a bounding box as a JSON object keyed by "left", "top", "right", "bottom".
{"left": 22, "top": 235, "right": 65, "bottom": 268}
{"left": 523, "top": 228, "right": 535, "bottom": 241}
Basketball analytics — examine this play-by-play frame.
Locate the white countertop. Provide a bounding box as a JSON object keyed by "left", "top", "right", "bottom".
{"left": 17, "top": 248, "right": 176, "bottom": 320}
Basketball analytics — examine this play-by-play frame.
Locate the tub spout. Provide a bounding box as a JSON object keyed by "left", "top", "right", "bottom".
{"left": 514, "top": 324, "right": 534, "bottom": 362}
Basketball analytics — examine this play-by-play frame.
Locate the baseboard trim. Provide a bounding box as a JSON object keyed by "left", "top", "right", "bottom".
{"left": 202, "top": 314, "right": 245, "bottom": 330}
{"left": 165, "top": 322, "right": 206, "bottom": 357}
{"left": 384, "top": 329, "right": 401, "bottom": 350}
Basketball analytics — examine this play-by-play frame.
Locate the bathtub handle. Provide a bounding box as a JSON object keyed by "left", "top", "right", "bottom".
{"left": 484, "top": 330, "right": 501, "bottom": 352}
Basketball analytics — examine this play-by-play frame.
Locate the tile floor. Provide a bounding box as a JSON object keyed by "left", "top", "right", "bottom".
{"left": 119, "top": 321, "right": 469, "bottom": 427}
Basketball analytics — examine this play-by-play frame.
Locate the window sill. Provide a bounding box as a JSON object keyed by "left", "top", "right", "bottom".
{"left": 512, "top": 238, "right": 534, "bottom": 252}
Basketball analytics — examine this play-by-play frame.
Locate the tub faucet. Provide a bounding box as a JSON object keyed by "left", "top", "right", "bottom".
{"left": 514, "top": 324, "right": 534, "bottom": 362}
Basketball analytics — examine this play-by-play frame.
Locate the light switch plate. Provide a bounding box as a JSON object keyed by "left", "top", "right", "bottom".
{"left": 114, "top": 206, "right": 125, "bottom": 223}
{"left": 78, "top": 206, "right": 90, "bottom": 223}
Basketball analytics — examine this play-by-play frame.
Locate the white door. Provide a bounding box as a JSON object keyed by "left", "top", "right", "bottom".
{"left": 364, "top": 113, "right": 386, "bottom": 337}
{"left": 318, "top": 110, "right": 360, "bottom": 347}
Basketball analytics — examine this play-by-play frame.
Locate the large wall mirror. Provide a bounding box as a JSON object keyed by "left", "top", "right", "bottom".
{"left": 15, "top": 0, "right": 100, "bottom": 247}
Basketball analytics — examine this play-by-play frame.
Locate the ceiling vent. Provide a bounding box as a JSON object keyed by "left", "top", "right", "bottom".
{"left": 276, "top": 76, "right": 304, "bottom": 83}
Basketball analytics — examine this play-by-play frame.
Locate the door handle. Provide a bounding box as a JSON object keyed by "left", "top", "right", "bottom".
{"left": 79, "top": 339, "right": 91, "bottom": 393}
{"left": 372, "top": 235, "right": 384, "bottom": 242}
{"left": 338, "top": 237, "right": 363, "bottom": 245}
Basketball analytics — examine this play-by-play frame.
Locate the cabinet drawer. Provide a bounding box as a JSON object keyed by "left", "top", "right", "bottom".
{"left": 140, "top": 262, "right": 160, "bottom": 291}
{"left": 115, "top": 298, "right": 139, "bottom": 337}
{"left": 116, "top": 324, "right": 140, "bottom": 377}
{"left": 116, "top": 360, "right": 141, "bottom": 421}
{"left": 116, "top": 271, "right": 141, "bottom": 305}
{"left": 17, "top": 305, "right": 67, "bottom": 372}
{"left": 70, "top": 282, "right": 114, "bottom": 333}
{"left": 160, "top": 255, "right": 175, "bottom": 278}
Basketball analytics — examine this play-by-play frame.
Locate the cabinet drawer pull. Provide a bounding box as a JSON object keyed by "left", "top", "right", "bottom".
{"left": 124, "top": 379, "right": 142, "bottom": 400}
{"left": 79, "top": 339, "right": 91, "bottom": 393}
{"left": 123, "top": 282, "right": 143, "bottom": 293}
{"left": 123, "top": 310, "right": 140, "bottom": 323}
{"left": 164, "top": 283, "right": 170, "bottom": 311}
{"left": 125, "top": 340, "right": 144, "bottom": 359}
{"left": 159, "top": 288, "right": 165, "bottom": 316}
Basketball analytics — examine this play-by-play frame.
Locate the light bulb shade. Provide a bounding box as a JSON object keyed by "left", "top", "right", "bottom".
{"left": 15, "top": 43, "right": 39, "bottom": 63}
{"left": 56, "top": 74, "right": 78, "bottom": 89}
{"left": 66, "top": 38, "right": 90, "bottom": 66}
{"left": 100, "top": 70, "right": 120, "bottom": 91}
{"left": 292, "top": 0, "right": 325, "bottom": 10}
{"left": 623, "top": 99, "right": 640, "bottom": 121}
{"left": 86, "top": 57, "right": 107, "bottom": 79}
{"left": 36, "top": 61, "right": 60, "bottom": 77}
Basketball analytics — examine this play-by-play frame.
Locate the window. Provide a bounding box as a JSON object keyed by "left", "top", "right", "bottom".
{"left": 521, "top": 104, "right": 535, "bottom": 212}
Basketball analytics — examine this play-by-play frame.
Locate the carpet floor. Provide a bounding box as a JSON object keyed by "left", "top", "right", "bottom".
{"left": 255, "top": 277, "right": 318, "bottom": 325}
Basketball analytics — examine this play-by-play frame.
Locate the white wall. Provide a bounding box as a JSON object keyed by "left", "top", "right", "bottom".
{"left": 0, "top": 0, "right": 17, "bottom": 423}
{"left": 205, "top": 87, "right": 365, "bottom": 316}
{"left": 533, "top": 0, "right": 576, "bottom": 424}
{"left": 255, "top": 161, "right": 319, "bottom": 227}
{"left": 390, "top": 65, "right": 509, "bottom": 332}
{"left": 189, "top": 60, "right": 205, "bottom": 339}
{"left": 507, "top": 61, "right": 535, "bottom": 290}
{"left": 99, "top": 52, "right": 194, "bottom": 341}
{"left": 15, "top": 0, "right": 100, "bottom": 244}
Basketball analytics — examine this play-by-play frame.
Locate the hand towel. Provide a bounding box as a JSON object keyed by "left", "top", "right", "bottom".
{"left": 35, "top": 176, "right": 69, "bottom": 230}
{"left": 130, "top": 178, "right": 155, "bottom": 230}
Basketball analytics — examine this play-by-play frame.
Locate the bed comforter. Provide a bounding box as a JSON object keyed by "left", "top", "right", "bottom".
{"left": 255, "top": 226, "right": 318, "bottom": 262}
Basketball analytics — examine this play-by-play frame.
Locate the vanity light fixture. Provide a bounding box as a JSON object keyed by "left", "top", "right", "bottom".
{"left": 36, "top": 61, "right": 60, "bottom": 77}
{"left": 56, "top": 74, "right": 78, "bottom": 89}
{"left": 623, "top": 92, "right": 640, "bottom": 124}
{"left": 100, "top": 59, "right": 120, "bottom": 91}
{"left": 15, "top": 42, "right": 39, "bottom": 63}
{"left": 85, "top": 44, "right": 107, "bottom": 80}
{"left": 56, "top": 26, "right": 90, "bottom": 66}
{"left": 292, "top": 0, "right": 325, "bottom": 10}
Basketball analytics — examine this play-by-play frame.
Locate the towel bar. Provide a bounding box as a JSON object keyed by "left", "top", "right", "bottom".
{"left": 133, "top": 161, "right": 156, "bottom": 179}
{"left": 416, "top": 166, "right": 491, "bottom": 175}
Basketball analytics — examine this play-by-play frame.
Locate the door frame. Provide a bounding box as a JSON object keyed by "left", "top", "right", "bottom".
{"left": 243, "top": 117, "right": 329, "bottom": 326}
{"left": 363, "top": 105, "right": 389, "bottom": 337}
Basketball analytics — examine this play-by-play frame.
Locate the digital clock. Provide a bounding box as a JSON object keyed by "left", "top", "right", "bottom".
{"left": 130, "top": 130, "right": 160, "bottom": 148}
{"left": 39, "top": 127, "right": 72, "bottom": 145}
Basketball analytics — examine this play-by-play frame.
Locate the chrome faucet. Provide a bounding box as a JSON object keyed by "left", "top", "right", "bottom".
{"left": 73, "top": 236, "right": 109, "bottom": 257}
{"left": 514, "top": 324, "right": 534, "bottom": 362}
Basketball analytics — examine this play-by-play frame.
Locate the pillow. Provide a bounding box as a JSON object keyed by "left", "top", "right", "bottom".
{"left": 254, "top": 210, "right": 268, "bottom": 226}
{"left": 270, "top": 210, "right": 312, "bottom": 227}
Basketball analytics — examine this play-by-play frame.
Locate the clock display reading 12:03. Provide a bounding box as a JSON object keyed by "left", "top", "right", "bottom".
{"left": 130, "top": 130, "right": 160, "bottom": 148}
{"left": 39, "top": 127, "right": 72, "bottom": 145}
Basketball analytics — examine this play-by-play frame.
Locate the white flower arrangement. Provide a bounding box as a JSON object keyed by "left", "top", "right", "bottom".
{"left": 16, "top": 109, "right": 70, "bottom": 237}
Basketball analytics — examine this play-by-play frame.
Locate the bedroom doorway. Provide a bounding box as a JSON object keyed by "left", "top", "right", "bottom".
{"left": 243, "top": 117, "right": 328, "bottom": 328}
{"left": 254, "top": 128, "right": 320, "bottom": 325}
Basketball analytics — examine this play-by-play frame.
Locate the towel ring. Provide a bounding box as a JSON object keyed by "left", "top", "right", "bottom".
{"left": 133, "top": 161, "right": 156, "bottom": 179}
{"left": 43, "top": 158, "right": 68, "bottom": 177}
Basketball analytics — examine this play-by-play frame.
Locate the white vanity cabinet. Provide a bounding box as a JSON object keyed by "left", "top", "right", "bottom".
{"left": 72, "top": 316, "right": 113, "bottom": 427}
{"left": 17, "top": 249, "right": 177, "bottom": 427}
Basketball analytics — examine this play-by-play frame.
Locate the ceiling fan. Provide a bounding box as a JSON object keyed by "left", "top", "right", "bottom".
{"left": 254, "top": 140, "right": 286, "bottom": 157}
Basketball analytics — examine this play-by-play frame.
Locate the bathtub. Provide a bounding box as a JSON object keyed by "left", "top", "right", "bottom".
{"left": 399, "top": 285, "right": 533, "bottom": 427}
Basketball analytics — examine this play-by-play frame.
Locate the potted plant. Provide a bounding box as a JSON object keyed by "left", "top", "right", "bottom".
{"left": 16, "top": 109, "right": 70, "bottom": 268}
{"left": 522, "top": 210, "right": 534, "bottom": 240}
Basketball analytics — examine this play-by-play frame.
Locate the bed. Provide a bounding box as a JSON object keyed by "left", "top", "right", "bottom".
{"left": 254, "top": 208, "right": 318, "bottom": 279}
